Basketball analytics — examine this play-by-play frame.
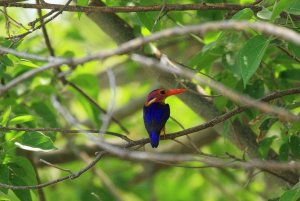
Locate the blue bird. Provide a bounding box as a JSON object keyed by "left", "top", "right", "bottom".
{"left": 143, "top": 88, "right": 186, "bottom": 148}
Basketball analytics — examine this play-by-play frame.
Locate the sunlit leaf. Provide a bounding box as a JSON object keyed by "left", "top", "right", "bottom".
{"left": 0, "top": 191, "right": 10, "bottom": 200}
{"left": 15, "top": 131, "right": 56, "bottom": 152}
{"left": 1, "top": 107, "right": 11, "bottom": 127}
{"left": 18, "top": 60, "right": 38, "bottom": 68}
{"left": 77, "top": 0, "right": 89, "bottom": 19}
{"left": 9, "top": 115, "right": 35, "bottom": 126}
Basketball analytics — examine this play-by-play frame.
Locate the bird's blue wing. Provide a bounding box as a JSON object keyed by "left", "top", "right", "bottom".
{"left": 143, "top": 102, "right": 170, "bottom": 147}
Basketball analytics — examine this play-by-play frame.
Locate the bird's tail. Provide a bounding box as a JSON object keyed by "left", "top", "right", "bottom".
{"left": 150, "top": 131, "right": 160, "bottom": 148}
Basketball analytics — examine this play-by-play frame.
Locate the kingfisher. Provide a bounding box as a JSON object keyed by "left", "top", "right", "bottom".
{"left": 143, "top": 88, "right": 186, "bottom": 148}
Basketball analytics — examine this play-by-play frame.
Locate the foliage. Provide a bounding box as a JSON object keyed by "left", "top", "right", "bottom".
{"left": 0, "top": 0, "right": 300, "bottom": 201}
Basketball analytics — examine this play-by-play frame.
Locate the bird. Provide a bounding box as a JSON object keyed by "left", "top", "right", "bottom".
{"left": 143, "top": 88, "right": 186, "bottom": 148}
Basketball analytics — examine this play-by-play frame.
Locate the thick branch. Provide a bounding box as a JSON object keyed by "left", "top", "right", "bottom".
{"left": 2, "top": 21, "right": 300, "bottom": 96}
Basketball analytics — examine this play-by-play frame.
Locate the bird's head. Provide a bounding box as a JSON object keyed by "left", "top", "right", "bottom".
{"left": 145, "top": 88, "right": 186, "bottom": 106}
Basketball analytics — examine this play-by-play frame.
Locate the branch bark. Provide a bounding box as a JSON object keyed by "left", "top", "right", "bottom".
{"left": 0, "top": 2, "right": 261, "bottom": 13}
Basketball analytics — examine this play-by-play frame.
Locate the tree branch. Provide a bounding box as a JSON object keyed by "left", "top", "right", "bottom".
{"left": 0, "top": 127, "right": 132, "bottom": 142}
{"left": 0, "top": 151, "right": 106, "bottom": 190}
{"left": 2, "top": 20, "right": 300, "bottom": 96}
{"left": 0, "top": 2, "right": 262, "bottom": 13}
{"left": 132, "top": 54, "right": 299, "bottom": 121}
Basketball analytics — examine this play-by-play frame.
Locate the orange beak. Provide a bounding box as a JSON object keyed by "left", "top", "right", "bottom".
{"left": 166, "top": 88, "right": 187, "bottom": 97}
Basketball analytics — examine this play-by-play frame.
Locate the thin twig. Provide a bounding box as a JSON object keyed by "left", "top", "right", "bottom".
{"left": 65, "top": 137, "right": 124, "bottom": 201}
{"left": 36, "top": 0, "right": 55, "bottom": 56}
{"left": 277, "top": 45, "right": 300, "bottom": 64}
{"left": 28, "top": 9, "right": 58, "bottom": 28}
{"left": 3, "top": 7, "right": 11, "bottom": 38}
{"left": 0, "top": 151, "right": 106, "bottom": 189}
{"left": 39, "top": 159, "right": 74, "bottom": 174}
{"left": 0, "top": 46, "right": 54, "bottom": 60}
{"left": 0, "top": 127, "right": 133, "bottom": 142}
{"left": 8, "top": 0, "right": 72, "bottom": 40}
{"left": 151, "top": 0, "right": 167, "bottom": 32}
{"left": 0, "top": 8, "right": 28, "bottom": 30}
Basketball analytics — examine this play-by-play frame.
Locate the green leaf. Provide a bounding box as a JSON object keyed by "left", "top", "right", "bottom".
{"left": 232, "top": 8, "right": 254, "bottom": 20}
{"left": 137, "top": 12, "right": 161, "bottom": 32}
{"left": 8, "top": 156, "right": 37, "bottom": 201}
{"left": 11, "top": 177, "right": 32, "bottom": 201}
{"left": 279, "top": 143, "right": 289, "bottom": 161}
{"left": 9, "top": 115, "right": 35, "bottom": 126}
{"left": 77, "top": 0, "right": 89, "bottom": 6}
{"left": 1, "top": 107, "right": 11, "bottom": 127}
{"left": 17, "top": 60, "right": 38, "bottom": 68}
{"left": 137, "top": 0, "right": 161, "bottom": 31}
{"left": 0, "top": 55, "right": 13, "bottom": 69}
{"left": 15, "top": 131, "right": 56, "bottom": 152}
{"left": 244, "top": 79, "right": 265, "bottom": 99}
{"left": 8, "top": 156, "right": 37, "bottom": 186}
{"left": 289, "top": 122, "right": 300, "bottom": 135}
{"left": 77, "top": 0, "right": 89, "bottom": 19}
{"left": 271, "top": 0, "right": 296, "bottom": 21}
{"left": 188, "top": 45, "right": 222, "bottom": 70}
{"left": 279, "top": 188, "right": 300, "bottom": 201}
{"left": 289, "top": 135, "right": 300, "bottom": 157}
{"left": 287, "top": 1, "right": 300, "bottom": 15}
{"left": 257, "top": 7, "right": 272, "bottom": 20}
{"left": 0, "top": 164, "right": 9, "bottom": 194}
{"left": 236, "top": 35, "right": 271, "bottom": 87}
{"left": 32, "top": 102, "right": 58, "bottom": 128}
{"left": 0, "top": 191, "right": 10, "bottom": 201}
{"left": 70, "top": 73, "right": 99, "bottom": 98}
{"left": 258, "top": 118, "right": 277, "bottom": 132}
{"left": 289, "top": 42, "right": 300, "bottom": 60}
{"left": 258, "top": 136, "right": 276, "bottom": 159}
{"left": 280, "top": 69, "right": 300, "bottom": 81}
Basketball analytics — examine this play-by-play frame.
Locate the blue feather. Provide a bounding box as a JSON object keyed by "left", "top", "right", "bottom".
{"left": 143, "top": 102, "right": 170, "bottom": 148}
{"left": 150, "top": 131, "right": 160, "bottom": 148}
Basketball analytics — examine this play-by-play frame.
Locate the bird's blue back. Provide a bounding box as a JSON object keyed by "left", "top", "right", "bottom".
{"left": 143, "top": 102, "right": 170, "bottom": 148}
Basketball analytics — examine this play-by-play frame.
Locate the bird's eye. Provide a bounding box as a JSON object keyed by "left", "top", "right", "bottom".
{"left": 160, "top": 90, "right": 166, "bottom": 94}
